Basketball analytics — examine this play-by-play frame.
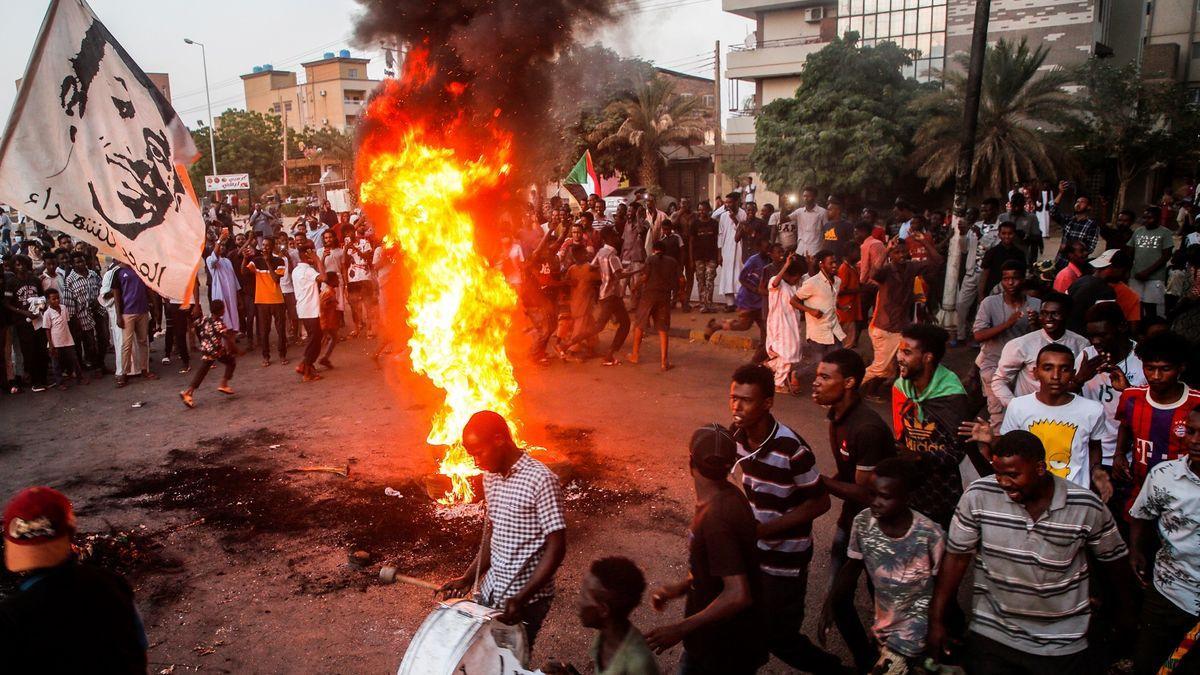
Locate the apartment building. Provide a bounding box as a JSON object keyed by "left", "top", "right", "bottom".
{"left": 241, "top": 50, "right": 379, "bottom": 132}
{"left": 1142, "top": 0, "right": 1200, "bottom": 92}
{"left": 723, "top": 0, "right": 1137, "bottom": 144}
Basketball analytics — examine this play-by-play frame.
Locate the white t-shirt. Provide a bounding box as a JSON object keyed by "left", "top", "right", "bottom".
{"left": 43, "top": 306, "right": 73, "bottom": 347}
{"left": 277, "top": 251, "right": 295, "bottom": 294}
{"left": 347, "top": 240, "right": 374, "bottom": 284}
{"left": 291, "top": 263, "right": 321, "bottom": 319}
{"left": 1000, "top": 393, "right": 1106, "bottom": 488}
{"left": 1074, "top": 344, "right": 1146, "bottom": 465}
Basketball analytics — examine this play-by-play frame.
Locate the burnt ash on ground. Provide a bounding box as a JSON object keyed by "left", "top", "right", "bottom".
{"left": 83, "top": 425, "right": 664, "bottom": 604}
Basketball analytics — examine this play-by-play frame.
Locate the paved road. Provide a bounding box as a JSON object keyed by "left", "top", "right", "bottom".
{"left": 0, "top": 318, "right": 977, "bottom": 673}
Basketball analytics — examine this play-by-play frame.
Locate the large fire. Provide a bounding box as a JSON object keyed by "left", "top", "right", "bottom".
{"left": 358, "top": 49, "right": 523, "bottom": 505}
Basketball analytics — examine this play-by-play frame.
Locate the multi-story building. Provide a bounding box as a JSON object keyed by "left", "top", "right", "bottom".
{"left": 1142, "top": 0, "right": 1200, "bottom": 93}
{"left": 723, "top": 0, "right": 1138, "bottom": 144}
{"left": 241, "top": 50, "right": 378, "bottom": 132}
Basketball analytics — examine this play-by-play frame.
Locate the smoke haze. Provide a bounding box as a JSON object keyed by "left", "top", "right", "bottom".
{"left": 352, "top": 0, "right": 619, "bottom": 182}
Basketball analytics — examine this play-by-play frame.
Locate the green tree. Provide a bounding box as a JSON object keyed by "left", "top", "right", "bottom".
{"left": 526, "top": 44, "right": 654, "bottom": 184}
{"left": 751, "top": 32, "right": 926, "bottom": 198}
{"left": 589, "top": 76, "right": 709, "bottom": 188}
{"left": 910, "top": 38, "right": 1075, "bottom": 197}
{"left": 296, "top": 126, "right": 354, "bottom": 164}
{"left": 1067, "top": 59, "right": 1200, "bottom": 216}
{"left": 188, "top": 109, "right": 289, "bottom": 194}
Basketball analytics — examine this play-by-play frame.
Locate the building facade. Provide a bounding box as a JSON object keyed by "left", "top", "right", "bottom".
{"left": 240, "top": 50, "right": 378, "bottom": 133}
{"left": 723, "top": 0, "right": 1136, "bottom": 144}
{"left": 1142, "top": 0, "right": 1200, "bottom": 92}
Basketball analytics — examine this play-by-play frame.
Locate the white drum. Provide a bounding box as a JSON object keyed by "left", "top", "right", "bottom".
{"left": 397, "top": 599, "right": 535, "bottom": 675}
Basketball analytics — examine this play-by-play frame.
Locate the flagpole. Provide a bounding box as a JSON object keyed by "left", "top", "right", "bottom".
{"left": 0, "top": 0, "right": 62, "bottom": 168}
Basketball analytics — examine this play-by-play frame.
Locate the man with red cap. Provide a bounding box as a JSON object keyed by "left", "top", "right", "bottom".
{"left": 0, "top": 487, "right": 148, "bottom": 672}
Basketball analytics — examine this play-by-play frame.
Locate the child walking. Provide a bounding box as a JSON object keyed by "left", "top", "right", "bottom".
{"left": 179, "top": 299, "right": 237, "bottom": 408}
{"left": 43, "top": 288, "right": 84, "bottom": 388}
{"left": 821, "top": 458, "right": 946, "bottom": 673}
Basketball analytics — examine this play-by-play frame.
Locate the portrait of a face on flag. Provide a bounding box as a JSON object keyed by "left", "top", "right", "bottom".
{"left": 0, "top": 0, "right": 204, "bottom": 300}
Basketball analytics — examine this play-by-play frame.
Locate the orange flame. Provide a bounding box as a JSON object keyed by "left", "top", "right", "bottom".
{"left": 358, "top": 51, "right": 522, "bottom": 505}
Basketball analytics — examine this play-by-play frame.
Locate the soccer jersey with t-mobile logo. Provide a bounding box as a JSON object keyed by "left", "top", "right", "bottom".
{"left": 1115, "top": 385, "right": 1200, "bottom": 508}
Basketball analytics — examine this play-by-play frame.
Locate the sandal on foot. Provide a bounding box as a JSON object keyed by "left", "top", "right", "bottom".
{"left": 179, "top": 391, "right": 195, "bottom": 408}
{"left": 217, "top": 386, "right": 235, "bottom": 395}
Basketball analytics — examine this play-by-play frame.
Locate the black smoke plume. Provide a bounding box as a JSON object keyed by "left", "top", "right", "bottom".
{"left": 352, "top": 0, "right": 618, "bottom": 184}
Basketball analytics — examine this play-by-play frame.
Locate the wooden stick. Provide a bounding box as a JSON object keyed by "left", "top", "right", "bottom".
{"left": 393, "top": 574, "right": 439, "bottom": 591}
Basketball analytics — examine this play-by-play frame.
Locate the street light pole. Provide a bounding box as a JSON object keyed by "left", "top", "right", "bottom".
{"left": 184, "top": 38, "right": 217, "bottom": 176}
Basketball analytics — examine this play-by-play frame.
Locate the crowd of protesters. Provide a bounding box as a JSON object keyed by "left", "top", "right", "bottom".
{"left": 477, "top": 179, "right": 1200, "bottom": 674}
{"left": 0, "top": 198, "right": 387, "bottom": 407}
{"left": 4, "top": 178, "right": 1200, "bottom": 674}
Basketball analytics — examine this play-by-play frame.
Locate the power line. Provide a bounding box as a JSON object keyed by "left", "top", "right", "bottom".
{"left": 611, "top": 0, "right": 711, "bottom": 17}
{"left": 653, "top": 50, "right": 712, "bottom": 66}
{"left": 171, "top": 35, "right": 358, "bottom": 102}
{"left": 656, "top": 55, "right": 714, "bottom": 70}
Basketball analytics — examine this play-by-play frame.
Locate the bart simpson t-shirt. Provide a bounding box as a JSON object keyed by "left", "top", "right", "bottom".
{"left": 1000, "top": 393, "right": 1106, "bottom": 488}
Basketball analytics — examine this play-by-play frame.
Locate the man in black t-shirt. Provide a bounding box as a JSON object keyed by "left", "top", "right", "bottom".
{"left": 813, "top": 348, "right": 894, "bottom": 672}
{"left": 646, "top": 425, "right": 767, "bottom": 675}
{"left": 737, "top": 203, "right": 771, "bottom": 264}
{"left": 978, "top": 221, "right": 1026, "bottom": 299}
{"left": 629, "top": 241, "right": 680, "bottom": 371}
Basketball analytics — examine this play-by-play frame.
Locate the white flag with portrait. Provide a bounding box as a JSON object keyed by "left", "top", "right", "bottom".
{"left": 0, "top": 0, "right": 204, "bottom": 300}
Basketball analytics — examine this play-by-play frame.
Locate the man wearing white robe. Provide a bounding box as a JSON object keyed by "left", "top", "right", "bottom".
{"left": 713, "top": 193, "right": 745, "bottom": 307}
{"left": 765, "top": 257, "right": 804, "bottom": 391}
{"left": 206, "top": 239, "right": 241, "bottom": 333}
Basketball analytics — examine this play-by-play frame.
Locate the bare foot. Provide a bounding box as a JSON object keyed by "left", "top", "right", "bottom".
{"left": 660, "top": 363, "right": 674, "bottom": 372}
{"left": 626, "top": 353, "right": 640, "bottom": 364}
{"left": 179, "top": 391, "right": 195, "bottom": 408}
{"left": 217, "top": 386, "right": 235, "bottom": 395}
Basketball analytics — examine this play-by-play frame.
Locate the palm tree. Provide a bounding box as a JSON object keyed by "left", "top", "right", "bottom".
{"left": 910, "top": 38, "right": 1077, "bottom": 196}
{"left": 590, "top": 76, "right": 709, "bottom": 188}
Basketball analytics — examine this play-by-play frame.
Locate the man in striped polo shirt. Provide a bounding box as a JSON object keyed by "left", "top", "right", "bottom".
{"left": 728, "top": 363, "right": 847, "bottom": 672}
{"left": 929, "top": 431, "right": 1134, "bottom": 674}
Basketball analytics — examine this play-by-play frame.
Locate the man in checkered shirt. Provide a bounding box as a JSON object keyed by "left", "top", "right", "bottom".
{"left": 438, "top": 411, "right": 567, "bottom": 647}
{"left": 1050, "top": 180, "right": 1099, "bottom": 270}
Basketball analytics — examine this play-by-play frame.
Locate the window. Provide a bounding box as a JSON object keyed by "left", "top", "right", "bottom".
{"left": 272, "top": 102, "right": 281, "bottom": 113}
{"left": 284, "top": 101, "right": 292, "bottom": 111}
{"left": 1193, "top": 41, "right": 1200, "bottom": 60}
{"left": 841, "top": 0, "right": 947, "bottom": 82}
{"left": 702, "top": 94, "right": 715, "bottom": 107}
{"left": 348, "top": 68, "right": 359, "bottom": 78}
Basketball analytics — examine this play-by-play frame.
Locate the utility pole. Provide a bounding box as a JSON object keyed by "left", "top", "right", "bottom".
{"left": 712, "top": 40, "right": 722, "bottom": 201}
{"left": 282, "top": 106, "right": 289, "bottom": 187}
{"left": 951, "top": 0, "right": 991, "bottom": 219}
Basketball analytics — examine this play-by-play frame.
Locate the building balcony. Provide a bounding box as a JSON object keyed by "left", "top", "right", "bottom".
{"left": 725, "top": 111, "right": 758, "bottom": 144}
{"left": 723, "top": 0, "right": 829, "bottom": 19}
{"left": 727, "top": 36, "right": 828, "bottom": 80}
{"left": 343, "top": 99, "right": 365, "bottom": 116}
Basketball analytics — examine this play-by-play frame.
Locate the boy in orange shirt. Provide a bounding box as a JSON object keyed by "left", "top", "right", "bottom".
{"left": 836, "top": 249, "right": 862, "bottom": 349}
